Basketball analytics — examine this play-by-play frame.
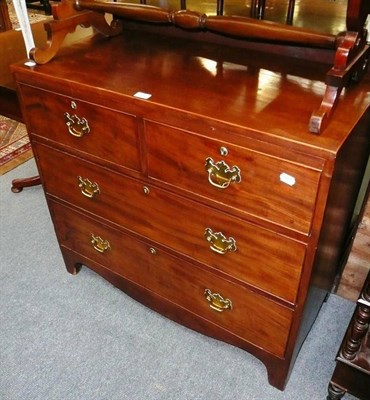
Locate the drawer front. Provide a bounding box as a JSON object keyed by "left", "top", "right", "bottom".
{"left": 19, "top": 84, "right": 140, "bottom": 171}
{"left": 50, "top": 200, "right": 293, "bottom": 358}
{"left": 146, "top": 121, "right": 323, "bottom": 235}
{"left": 36, "top": 144, "right": 306, "bottom": 304}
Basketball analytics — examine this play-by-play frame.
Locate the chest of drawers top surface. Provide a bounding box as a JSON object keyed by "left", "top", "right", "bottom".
{"left": 12, "top": 28, "right": 370, "bottom": 155}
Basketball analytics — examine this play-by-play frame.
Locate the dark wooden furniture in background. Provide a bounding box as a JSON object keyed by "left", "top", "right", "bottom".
{"left": 0, "top": 87, "right": 39, "bottom": 190}
{"left": 337, "top": 181, "right": 370, "bottom": 301}
{"left": 0, "top": 0, "right": 12, "bottom": 31}
{"left": 11, "top": 0, "right": 370, "bottom": 391}
{"left": 327, "top": 270, "right": 370, "bottom": 400}
{"left": 0, "top": 87, "right": 21, "bottom": 121}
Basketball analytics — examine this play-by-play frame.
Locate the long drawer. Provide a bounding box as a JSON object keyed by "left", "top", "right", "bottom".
{"left": 49, "top": 199, "right": 293, "bottom": 358}
{"left": 35, "top": 143, "right": 306, "bottom": 304}
{"left": 19, "top": 84, "right": 141, "bottom": 172}
{"left": 146, "top": 121, "right": 324, "bottom": 235}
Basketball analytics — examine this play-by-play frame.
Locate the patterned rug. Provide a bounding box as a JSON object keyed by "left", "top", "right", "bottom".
{"left": 6, "top": 0, "right": 50, "bottom": 30}
{"left": 0, "top": 116, "right": 33, "bottom": 175}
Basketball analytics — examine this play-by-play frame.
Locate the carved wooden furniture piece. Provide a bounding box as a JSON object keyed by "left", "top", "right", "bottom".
{"left": 327, "top": 270, "right": 370, "bottom": 399}
{"left": 12, "top": 0, "right": 370, "bottom": 392}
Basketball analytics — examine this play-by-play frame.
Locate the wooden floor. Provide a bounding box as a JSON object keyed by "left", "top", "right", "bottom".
{"left": 337, "top": 190, "right": 370, "bottom": 301}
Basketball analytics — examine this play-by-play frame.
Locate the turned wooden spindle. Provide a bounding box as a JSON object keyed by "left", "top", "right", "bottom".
{"left": 286, "top": 0, "right": 296, "bottom": 25}
{"left": 340, "top": 279, "right": 370, "bottom": 360}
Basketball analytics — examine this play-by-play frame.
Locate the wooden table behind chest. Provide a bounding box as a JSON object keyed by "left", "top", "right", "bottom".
{"left": 12, "top": 0, "right": 370, "bottom": 391}
{"left": 327, "top": 271, "right": 370, "bottom": 399}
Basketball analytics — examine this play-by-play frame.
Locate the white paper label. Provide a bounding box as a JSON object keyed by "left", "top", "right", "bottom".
{"left": 134, "top": 92, "right": 152, "bottom": 100}
{"left": 24, "top": 60, "right": 36, "bottom": 67}
{"left": 280, "top": 172, "right": 296, "bottom": 186}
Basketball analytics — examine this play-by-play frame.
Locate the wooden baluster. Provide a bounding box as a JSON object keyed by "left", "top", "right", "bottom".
{"left": 250, "top": 0, "right": 257, "bottom": 18}
{"left": 216, "top": 0, "right": 224, "bottom": 16}
{"left": 286, "top": 0, "right": 295, "bottom": 25}
{"left": 257, "top": 0, "right": 266, "bottom": 20}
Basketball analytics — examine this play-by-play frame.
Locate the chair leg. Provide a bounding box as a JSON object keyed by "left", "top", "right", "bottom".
{"left": 11, "top": 175, "right": 41, "bottom": 193}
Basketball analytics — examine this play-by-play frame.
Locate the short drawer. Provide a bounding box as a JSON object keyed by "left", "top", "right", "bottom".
{"left": 19, "top": 84, "right": 140, "bottom": 171}
{"left": 146, "top": 121, "right": 323, "bottom": 235}
{"left": 49, "top": 200, "right": 293, "bottom": 358}
{"left": 36, "top": 144, "right": 306, "bottom": 304}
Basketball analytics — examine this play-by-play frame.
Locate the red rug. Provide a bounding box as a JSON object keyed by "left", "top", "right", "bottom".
{"left": 0, "top": 115, "right": 33, "bottom": 175}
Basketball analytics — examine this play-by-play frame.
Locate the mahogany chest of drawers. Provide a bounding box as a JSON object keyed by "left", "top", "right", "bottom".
{"left": 12, "top": 28, "right": 370, "bottom": 390}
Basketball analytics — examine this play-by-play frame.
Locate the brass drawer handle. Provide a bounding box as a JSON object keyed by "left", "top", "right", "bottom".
{"left": 77, "top": 176, "right": 100, "bottom": 198}
{"left": 204, "top": 227, "right": 237, "bottom": 255}
{"left": 91, "top": 234, "right": 110, "bottom": 253}
{"left": 204, "top": 289, "right": 232, "bottom": 312}
{"left": 64, "top": 112, "right": 90, "bottom": 137}
{"left": 205, "top": 157, "right": 241, "bottom": 189}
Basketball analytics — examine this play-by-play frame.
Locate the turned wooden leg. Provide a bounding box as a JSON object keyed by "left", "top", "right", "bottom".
{"left": 327, "top": 382, "right": 346, "bottom": 400}
{"left": 11, "top": 175, "right": 41, "bottom": 193}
